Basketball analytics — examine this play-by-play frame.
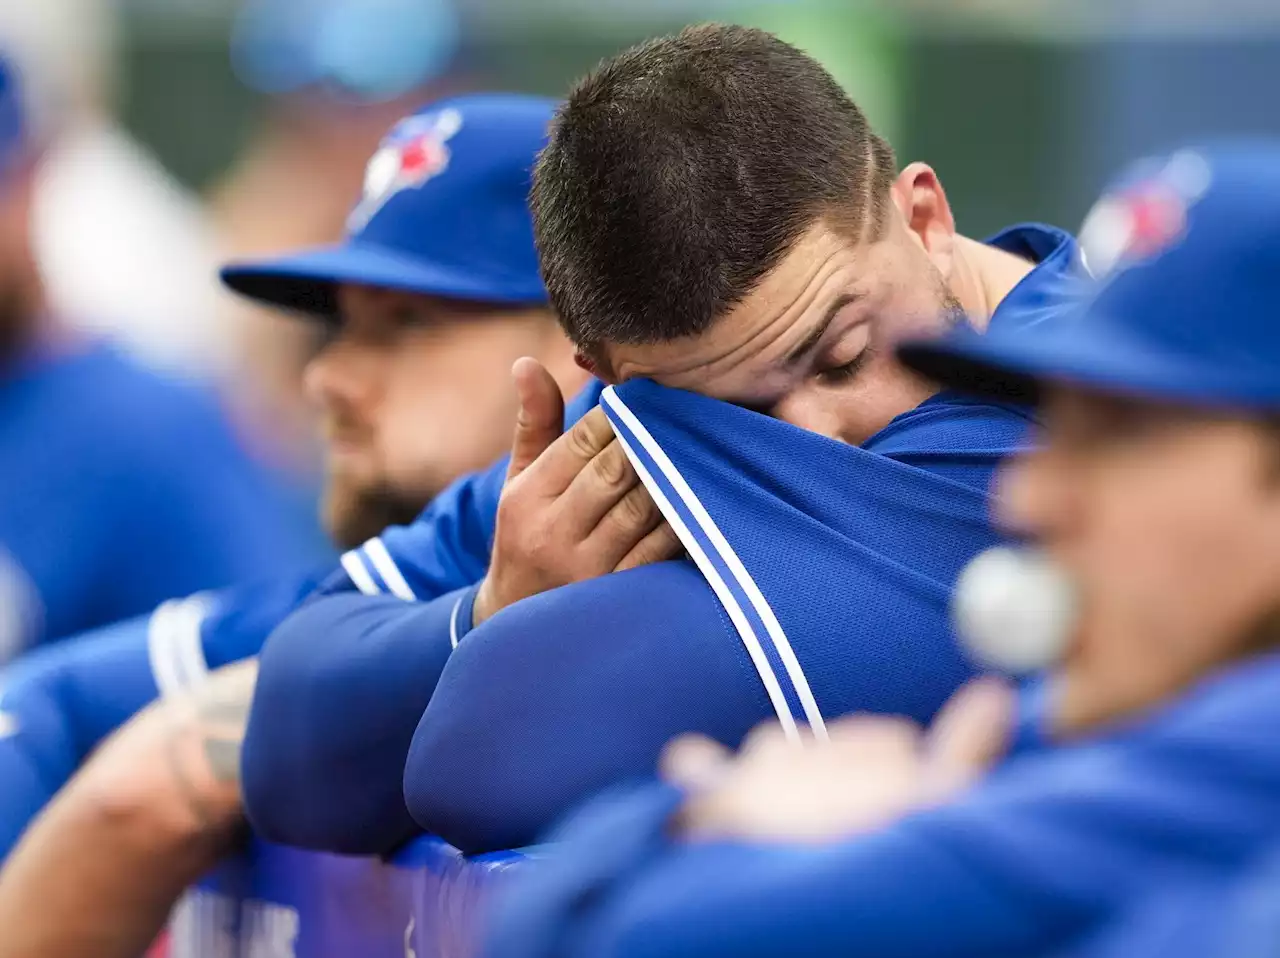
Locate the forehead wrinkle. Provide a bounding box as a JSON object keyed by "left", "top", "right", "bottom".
{"left": 615, "top": 239, "right": 855, "bottom": 382}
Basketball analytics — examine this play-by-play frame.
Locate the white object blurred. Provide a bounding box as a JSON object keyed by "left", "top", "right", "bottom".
{"left": 32, "top": 119, "right": 230, "bottom": 378}
{"left": 952, "top": 546, "right": 1077, "bottom": 674}
{"left": 0, "top": 0, "right": 230, "bottom": 381}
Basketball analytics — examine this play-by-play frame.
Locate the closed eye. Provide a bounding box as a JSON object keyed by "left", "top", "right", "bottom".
{"left": 816, "top": 346, "right": 873, "bottom": 385}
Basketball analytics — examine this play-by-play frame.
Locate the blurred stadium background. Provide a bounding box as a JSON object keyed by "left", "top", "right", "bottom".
{"left": 2, "top": 3, "right": 1278, "bottom": 953}
{"left": 3, "top": 0, "right": 1276, "bottom": 513}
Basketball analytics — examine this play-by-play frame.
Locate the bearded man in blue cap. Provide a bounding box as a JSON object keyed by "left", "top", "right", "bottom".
{"left": 0, "top": 92, "right": 589, "bottom": 958}
{"left": 481, "top": 141, "right": 1280, "bottom": 958}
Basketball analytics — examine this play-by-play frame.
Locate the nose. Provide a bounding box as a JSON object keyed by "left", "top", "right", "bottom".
{"left": 303, "top": 337, "right": 381, "bottom": 413}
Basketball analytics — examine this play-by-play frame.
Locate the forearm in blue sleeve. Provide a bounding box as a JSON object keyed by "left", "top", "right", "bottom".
{"left": 481, "top": 780, "right": 1062, "bottom": 958}
{"left": 0, "top": 572, "right": 325, "bottom": 860}
{"left": 241, "top": 589, "right": 465, "bottom": 854}
{"left": 404, "top": 561, "right": 775, "bottom": 855}
{"left": 0, "top": 615, "right": 161, "bottom": 859}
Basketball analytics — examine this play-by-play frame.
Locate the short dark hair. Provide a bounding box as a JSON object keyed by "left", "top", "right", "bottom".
{"left": 531, "top": 23, "right": 897, "bottom": 355}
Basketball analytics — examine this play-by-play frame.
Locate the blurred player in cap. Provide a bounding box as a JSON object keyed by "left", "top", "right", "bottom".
{"left": 0, "top": 55, "right": 317, "bottom": 656}
{"left": 242, "top": 23, "right": 1085, "bottom": 856}
{"left": 0, "top": 92, "right": 584, "bottom": 958}
{"left": 222, "top": 94, "right": 582, "bottom": 546}
{"left": 482, "top": 142, "right": 1280, "bottom": 958}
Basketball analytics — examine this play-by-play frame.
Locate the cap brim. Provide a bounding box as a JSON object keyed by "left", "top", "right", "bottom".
{"left": 899, "top": 317, "right": 1274, "bottom": 411}
{"left": 220, "top": 240, "right": 546, "bottom": 319}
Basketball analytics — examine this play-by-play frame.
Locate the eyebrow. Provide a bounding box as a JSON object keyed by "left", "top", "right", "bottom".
{"left": 785, "top": 292, "right": 861, "bottom": 365}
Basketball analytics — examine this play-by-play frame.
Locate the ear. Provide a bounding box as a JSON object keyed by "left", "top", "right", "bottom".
{"left": 533, "top": 339, "right": 604, "bottom": 398}
{"left": 890, "top": 162, "right": 958, "bottom": 279}
{"left": 527, "top": 311, "right": 606, "bottom": 395}
{"left": 574, "top": 349, "right": 619, "bottom": 385}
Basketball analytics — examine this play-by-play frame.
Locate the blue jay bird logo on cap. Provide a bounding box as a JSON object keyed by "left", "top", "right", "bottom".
{"left": 1078, "top": 149, "right": 1212, "bottom": 279}
{"left": 347, "top": 108, "right": 463, "bottom": 231}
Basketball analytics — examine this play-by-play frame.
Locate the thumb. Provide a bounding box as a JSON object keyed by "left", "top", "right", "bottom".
{"left": 507, "top": 357, "right": 565, "bottom": 480}
{"left": 923, "top": 677, "right": 1014, "bottom": 798}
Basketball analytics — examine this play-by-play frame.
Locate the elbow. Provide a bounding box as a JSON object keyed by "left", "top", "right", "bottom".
{"left": 403, "top": 722, "right": 535, "bottom": 856}
{"left": 238, "top": 732, "right": 297, "bottom": 847}
{"left": 242, "top": 736, "right": 416, "bottom": 855}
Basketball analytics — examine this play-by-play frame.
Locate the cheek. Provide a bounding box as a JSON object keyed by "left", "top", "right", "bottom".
{"left": 874, "top": 243, "right": 956, "bottom": 329}
{"left": 376, "top": 356, "right": 520, "bottom": 485}
{"left": 784, "top": 366, "right": 933, "bottom": 445}
{"left": 846, "top": 356, "right": 936, "bottom": 443}
{"left": 1070, "top": 469, "right": 1271, "bottom": 677}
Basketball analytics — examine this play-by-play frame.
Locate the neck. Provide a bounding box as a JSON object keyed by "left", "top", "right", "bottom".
{"left": 949, "top": 234, "right": 1036, "bottom": 333}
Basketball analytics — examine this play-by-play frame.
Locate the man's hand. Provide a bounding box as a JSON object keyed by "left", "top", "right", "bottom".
{"left": 662, "top": 678, "right": 1014, "bottom": 844}
{"left": 472, "top": 358, "right": 681, "bottom": 625}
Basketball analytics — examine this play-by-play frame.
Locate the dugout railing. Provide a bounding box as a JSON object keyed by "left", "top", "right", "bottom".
{"left": 160, "top": 836, "right": 530, "bottom": 958}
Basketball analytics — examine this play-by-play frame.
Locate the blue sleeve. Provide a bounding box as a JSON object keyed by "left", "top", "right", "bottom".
{"left": 566, "top": 830, "right": 1059, "bottom": 958}
{"left": 240, "top": 590, "right": 465, "bottom": 854}
{"left": 0, "top": 615, "right": 160, "bottom": 859}
{"left": 400, "top": 388, "right": 1038, "bottom": 854}
{"left": 481, "top": 782, "right": 1054, "bottom": 958}
{"left": 0, "top": 569, "right": 325, "bottom": 860}
{"left": 404, "top": 561, "right": 779, "bottom": 854}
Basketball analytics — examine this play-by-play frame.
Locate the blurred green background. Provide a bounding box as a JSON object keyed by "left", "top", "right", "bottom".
{"left": 114, "top": 0, "right": 1280, "bottom": 238}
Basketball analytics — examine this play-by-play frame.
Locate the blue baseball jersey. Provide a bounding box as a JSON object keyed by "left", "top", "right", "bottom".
{"left": 483, "top": 652, "right": 1280, "bottom": 958}
{"left": 0, "top": 339, "right": 320, "bottom": 654}
{"left": 241, "top": 224, "right": 1085, "bottom": 856}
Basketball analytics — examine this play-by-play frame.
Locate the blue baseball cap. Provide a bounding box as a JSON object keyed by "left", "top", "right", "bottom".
{"left": 899, "top": 143, "right": 1280, "bottom": 413}
{"left": 221, "top": 92, "right": 555, "bottom": 318}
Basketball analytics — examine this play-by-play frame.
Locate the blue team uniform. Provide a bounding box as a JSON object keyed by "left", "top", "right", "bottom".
{"left": 0, "top": 339, "right": 318, "bottom": 654}
{"left": 483, "top": 653, "right": 1280, "bottom": 958}
{"left": 241, "top": 224, "right": 1084, "bottom": 855}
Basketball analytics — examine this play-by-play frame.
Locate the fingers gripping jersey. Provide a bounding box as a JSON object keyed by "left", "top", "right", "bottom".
{"left": 0, "top": 569, "right": 328, "bottom": 860}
